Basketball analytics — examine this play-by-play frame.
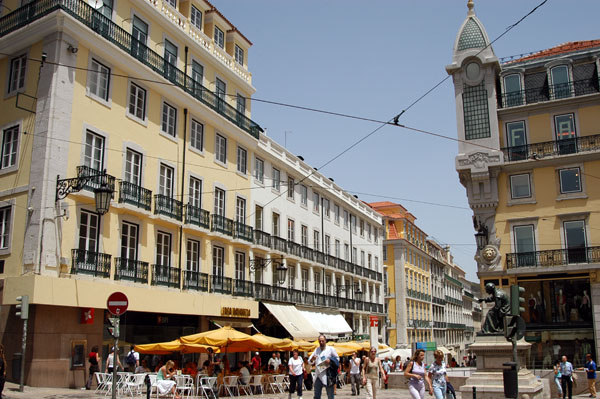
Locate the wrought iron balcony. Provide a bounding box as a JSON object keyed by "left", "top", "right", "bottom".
{"left": 154, "top": 194, "right": 183, "bottom": 220}
{"left": 253, "top": 230, "right": 271, "bottom": 248}
{"left": 254, "top": 283, "right": 272, "bottom": 300}
{"left": 314, "top": 251, "right": 325, "bottom": 264}
{"left": 327, "top": 255, "right": 337, "bottom": 268}
{"left": 506, "top": 246, "right": 600, "bottom": 269}
{"left": 183, "top": 270, "right": 208, "bottom": 291}
{"left": 114, "top": 257, "right": 148, "bottom": 283}
{"left": 76, "top": 165, "right": 116, "bottom": 194}
{"left": 185, "top": 204, "right": 210, "bottom": 229}
{"left": 118, "top": 181, "right": 152, "bottom": 210}
{"left": 498, "top": 78, "right": 600, "bottom": 109}
{"left": 272, "top": 286, "right": 290, "bottom": 302}
{"left": 287, "top": 241, "right": 302, "bottom": 257}
{"left": 233, "top": 279, "right": 253, "bottom": 297}
{"left": 272, "top": 236, "right": 287, "bottom": 252}
{"left": 151, "top": 264, "right": 180, "bottom": 288}
{"left": 300, "top": 246, "right": 314, "bottom": 261}
{"left": 501, "top": 134, "right": 600, "bottom": 162}
{"left": 71, "top": 249, "right": 111, "bottom": 277}
{"left": 233, "top": 221, "right": 253, "bottom": 242}
{"left": 211, "top": 214, "right": 233, "bottom": 236}
{"left": 210, "top": 275, "right": 232, "bottom": 294}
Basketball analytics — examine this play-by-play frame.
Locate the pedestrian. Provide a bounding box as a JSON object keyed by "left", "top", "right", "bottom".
{"left": 288, "top": 349, "right": 304, "bottom": 399}
{"left": 560, "top": 355, "right": 574, "bottom": 399}
{"left": 0, "top": 344, "right": 6, "bottom": 399}
{"left": 394, "top": 355, "right": 403, "bottom": 372}
{"left": 362, "top": 347, "right": 385, "bottom": 399}
{"left": 405, "top": 349, "right": 427, "bottom": 399}
{"left": 308, "top": 334, "right": 339, "bottom": 399}
{"left": 349, "top": 352, "right": 361, "bottom": 396}
{"left": 554, "top": 360, "right": 563, "bottom": 399}
{"left": 105, "top": 347, "right": 122, "bottom": 373}
{"left": 428, "top": 350, "right": 448, "bottom": 399}
{"left": 85, "top": 345, "right": 100, "bottom": 390}
{"left": 125, "top": 345, "right": 139, "bottom": 372}
{"left": 584, "top": 353, "right": 597, "bottom": 398}
{"left": 251, "top": 352, "right": 261, "bottom": 372}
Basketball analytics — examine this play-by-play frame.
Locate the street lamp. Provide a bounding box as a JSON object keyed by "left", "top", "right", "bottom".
{"left": 56, "top": 169, "right": 114, "bottom": 214}
{"left": 473, "top": 217, "right": 488, "bottom": 250}
{"left": 249, "top": 256, "right": 287, "bottom": 284}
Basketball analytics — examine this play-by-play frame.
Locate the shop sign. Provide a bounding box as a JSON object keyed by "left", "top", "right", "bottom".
{"left": 221, "top": 307, "right": 251, "bottom": 317}
{"left": 369, "top": 315, "right": 379, "bottom": 327}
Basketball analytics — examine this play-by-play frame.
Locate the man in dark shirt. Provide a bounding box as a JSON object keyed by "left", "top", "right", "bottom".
{"left": 585, "top": 353, "right": 597, "bottom": 398}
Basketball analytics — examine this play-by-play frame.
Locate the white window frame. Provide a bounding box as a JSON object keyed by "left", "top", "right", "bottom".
{"left": 120, "top": 221, "right": 139, "bottom": 260}
{"left": 78, "top": 210, "right": 99, "bottom": 252}
{"left": 558, "top": 167, "right": 583, "bottom": 195}
{"left": 214, "top": 26, "right": 224, "bottom": 49}
{"left": 272, "top": 212, "right": 280, "bottom": 237}
{"left": 234, "top": 44, "right": 244, "bottom": 66}
{"left": 214, "top": 187, "right": 225, "bottom": 216}
{"left": 0, "top": 203, "right": 14, "bottom": 254}
{"left": 287, "top": 176, "right": 294, "bottom": 200}
{"left": 87, "top": 57, "right": 111, "bottom": 104}
{"left": 237, "top": 146, "right": 247, "bottom": 175}
{"left": 190, "top": 5, "right": 202, "bottom": 30}
{"left": 7, "top": 53, "right": 27, "bottom": 95}
{"left": 156, "top": 231, "right": 171, "bottom": 266}
{"left": 334, "top": 204, "right": 340, "bottom": 224}
{"left": 124, "top": 148, "right": 142, "bottom": 185}
{"left": 161, "top": 101, "right": 177, "bottom": 138}
{"left": 235, "top": 196, "right": 246, "bottom": 223}
{"left": 215, "top": 133, "right": 227, "bottom": 165}
{"left": 272, "top": 167, "right": 281, "bottom": 192}
{"left": 254, "top": 157, "right": 264, "bottom": 184}
{"left": 287, "top": 218, "right": 295, "bottom": 242}
{"left": 190, "top": 118, "right": 204, "bottom": 153}
{"left": 83, "top": 130, "right": 105, "bottom": 171}
{"left": 158, "top": 163, "right": 174, "bottom": 198}
{"left": 313, "top": 192, "right": 319, "bottom": 213}
{"left": 510, "top": 173, "right": 531, "bottom": 199}
{"left": 127, "top": 81, "right": 147, "bottom": 124}
{"left": 235, "top": 251, "right": 245, "bottom": 280}
{"left": 186, "top": 238, "right": 201, "bottom": 271}
{"left": 1, "top": 124, "right": 20, "bottom": 173}
{"left": 188, "top": 176, "right": 202, "bottom": 208}
{"left": 300, "top": 184, "right": 307, "bottom": 207}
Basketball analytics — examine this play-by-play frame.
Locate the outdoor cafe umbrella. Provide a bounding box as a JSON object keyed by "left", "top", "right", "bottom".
{"left": 135, "top": 340, "right": 217, "bottom": 355}
{"left": 180, "top": 325, "right": 253, "bottom": 346}
{"left": 293, "top": 339, "right": 318, "bottom": 352}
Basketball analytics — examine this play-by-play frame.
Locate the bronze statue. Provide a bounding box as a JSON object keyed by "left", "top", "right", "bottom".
{"left": 478, "top": 282, "right": 510, "bottom": 334}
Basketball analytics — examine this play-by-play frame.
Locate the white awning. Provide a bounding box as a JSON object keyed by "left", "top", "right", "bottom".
{"left": 297, "top": 309, "right": 353, "bottom": 337}
{"left": 438, "top": 346, "right": 451, "bottom": 355}
{"left": 263, "top": 303, "right": 320, "bottom": 341}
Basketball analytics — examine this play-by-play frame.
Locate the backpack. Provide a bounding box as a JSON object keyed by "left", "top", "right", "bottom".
{"left": 126, "top": 351, "right": 136, "bottom": 366}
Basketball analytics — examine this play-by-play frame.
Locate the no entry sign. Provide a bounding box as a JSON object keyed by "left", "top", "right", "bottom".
{"left": 107, "top": 292, "right": 128, "bottom": 316}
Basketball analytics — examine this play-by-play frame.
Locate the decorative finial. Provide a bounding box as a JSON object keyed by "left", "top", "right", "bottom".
{"left": 467, "top": 0, "right": 475, "bottom": 16}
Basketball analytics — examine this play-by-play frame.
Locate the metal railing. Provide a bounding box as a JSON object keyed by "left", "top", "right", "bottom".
{"left": 151, "top": 264, "right": 180, "bottom": 287}
{"left": 0, "top": 0, "right": 263, "bottom": 138}
{"left": 154, "top": 194, "right": 183, "bottom": 220}
{"left": 501, "top": 133, "right": 600, "bottom": 162}
{"left": 233, "top": 221, "right": 253, "bottom": 242}
{"left": 301, "top": 246, "right": 314, "bottom": 261}
{"left": 272, "top": 236, "right": 287, "bottom": 252}
{"left": 211, "top": 214, "right": 233, "bottom": 236}
{"left": 183, "top": 270, "right": 209, "bottom": 291}
{"left": 114, "top": 257, "right": 148, "bottom": 283}
{"left": 185, "top": 204, "right": 210, "bottom": 229}
{"left": 210, "top": 275, "right": 232, "bottom": 294}
{"left": 71, "top": 248, "right": 111, "bottom": 277}
{"left": 119, "top": 181, "right": 152, "bottom": 211}
{"left": 77, "top": 165, "right": 116, "bottom": 194}
{"left": 233, "top": 279, "right": 253, "bottom": 297}
{"left": 253, "top": 230, "right": 271, "bottom": 248}
{"left": 287, "top": 241, "right": 302, "bottom": 257}
{"left": 506, "top": 246, "right": 600, "bottom": 268}
{"left": 498, "top": 79, "right": 600, "bottom": 109}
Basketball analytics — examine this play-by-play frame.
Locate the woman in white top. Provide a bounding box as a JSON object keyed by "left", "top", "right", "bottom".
{"left": 404, "top": 349, "right": 429, "bottom": 399}
{"left": 288, "top": 349, "right": 304, "bottom": 399}
{"left": 104, "top": 347, "right": 122, "bottom": 373}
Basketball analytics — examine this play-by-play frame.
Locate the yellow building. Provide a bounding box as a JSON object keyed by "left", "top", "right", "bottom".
{"left": 448, "top": 2, "right": 600, "bottom": 367}
{"left": 0, "top": 0, "right": 384, "bottom": 387}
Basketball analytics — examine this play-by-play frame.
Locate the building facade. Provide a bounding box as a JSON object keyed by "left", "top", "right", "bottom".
{"left": 448, "top": 1, "right": 600, "bottom": 368}
{"left": 0, "top": 0, "right": 383, "bottom": 387}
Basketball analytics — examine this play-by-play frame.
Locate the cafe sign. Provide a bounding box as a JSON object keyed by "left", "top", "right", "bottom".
{"left": 221, "top": 307, "right": 251, "bottom": 318}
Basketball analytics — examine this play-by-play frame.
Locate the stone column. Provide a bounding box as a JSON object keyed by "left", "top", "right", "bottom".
{"left": 591, "top": 282, "right": 600, "bottom": 358}
{"left": 393, "top": 243, "right": 408, "bottom": 348}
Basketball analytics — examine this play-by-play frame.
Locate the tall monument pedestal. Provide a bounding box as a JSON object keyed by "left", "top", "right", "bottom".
{"left": 459, "top": 334, "right": 544, "bottom": 399}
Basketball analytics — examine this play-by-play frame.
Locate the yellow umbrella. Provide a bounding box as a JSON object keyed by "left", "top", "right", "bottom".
{"left": 180, "top": 326, "right": 253, "bottom": 346}
{"left": 293, "top": 339, "right": 318, "bottom": 352}
{"left": 135, "top": 340, "right": 216, "bottom": 354}
{"left": 308, "top": 341, "right": 363, "bottom": 356}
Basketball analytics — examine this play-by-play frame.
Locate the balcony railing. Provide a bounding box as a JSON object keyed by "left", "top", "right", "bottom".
{"left": 254, "top": 283, "right": 272, "bottom": 300}
{"left": 498, "top": 79, "right": 600, "bottom": 109}
{"left": 76, "top": 165, "right": 116, "bottom": 194}
{"left": 233, "top": 279, "right": 253, "bottom": 297}
{"left": 211, "top": 215, "right": 233, "bottom": 236}
{"left": 114, "top": 258, "right": 148, "bottom": 283}
{"left": 287, "top": 241, "right": 302, "bottom": 257}
{"left": 506, "top": 246, "right": 600, "bottom": 269}
{"left": 501, "top": 134, "right": 600, "bottom": 162}
{"left": 185, "top": 204, "right": 210, "bottom": 229}
{"left": 151, "top": 264, "right": 180, "bottom": 288}
{"left": 71, "top": 249, "right": 111, "bottom": 277}
{"left": 183, "top": 270, "right": 209, "bottom": 291}
{"left": 272, "top": 236, "right": 287, "bottom": 252}
{"left": 253, "top": 230, "right": 271, "bottom": 248}
{"left": 154, "top": 194, "right": 183, "bottom": 220}
{"left": 314, "top": 251, "right": 325, "bottom": 264}
{"left": 119, "top": 181, "right": 152, "bottom": 211}
{"left": 233, "top": 221, "right": 253, "bottom": 242}
{"left": 272, "top": 286, "right": 289, "bottom": 303}
{"left": 210, "top": 275, "right": 232, "bottom": 294}
{"left": 0, "top": 0, "right": 263, "bottom": 138}
{"left": 301, "top": 246, "right": 314, "bottom": 261}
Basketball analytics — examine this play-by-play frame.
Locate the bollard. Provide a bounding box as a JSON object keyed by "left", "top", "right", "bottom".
{"left": 473, "top": 386, "right": 476, "bottom": 399}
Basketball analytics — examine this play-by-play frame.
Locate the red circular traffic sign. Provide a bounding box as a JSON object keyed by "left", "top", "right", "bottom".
{"left": 107, "top": 292, "right": 128, "bottom": 316}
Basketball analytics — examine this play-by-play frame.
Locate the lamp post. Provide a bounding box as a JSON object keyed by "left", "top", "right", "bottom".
{"left": 249, "top": 256, "right": 287, "bottom": 285}
{"left": 56, "top": 170, "right": 114, "bottom": 214}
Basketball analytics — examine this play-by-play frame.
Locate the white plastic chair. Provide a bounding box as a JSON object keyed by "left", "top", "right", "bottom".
{"left": 125, "top": 373, "right": 147, "bottom": 396}
{"left": 199, "top": 376, "right": 218, "bottom": 399}
{"left": 95, "top": 372, "right": 111, "bottom": 394}
{"left": 223, "top": 376, "right": 239, "bottom": 397}
{"left": 249, "top": 375, "right": 263, "bottom": 395}
{"left": 268, "top": 374, "right": 285, "bottom": 394}
{"left": 175, "top": 375, "right": 194, "bottom": 399}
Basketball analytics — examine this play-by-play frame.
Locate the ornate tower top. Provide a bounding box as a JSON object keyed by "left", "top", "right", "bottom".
{"left": 467, "top": 0, "right": 475, "bottom": 16}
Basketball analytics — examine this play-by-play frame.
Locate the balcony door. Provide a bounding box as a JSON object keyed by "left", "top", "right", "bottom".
{"left": 79, "top": 210, "right": 99, "bottom": 252}
{"left": 503, "top": 74, "right": 523, "bottom": 107}
{"left": 124, "top": 149, "right": 142, "bottom": 185}
{"left": 506, "top": 121, "right": 527, "bottom": 161}
{"left": 212, "top": 245, "right": 225, "bottom": 290}
{"left": 131, "top": 16, "right": 148, "bottom": 60}
{"left": 555, "top": 113, "right": 577, "bottom": 155}
{"left": 513, "top": 225, "right": 535, "bottom": 267}
{"left": 550, "top": 65, "right": 571, "bottom": 99}
{"left": 564, "top": 220, "right": 587, "bottom": 264}
{"left": 84, "top": 130, "right": 104, "bottom": 171}
{"left": 121, "top": 221, "right": 138, "bottom": 260}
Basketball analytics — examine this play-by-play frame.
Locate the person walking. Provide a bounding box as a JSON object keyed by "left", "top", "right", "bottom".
{"left": 308, "top": 334, "right": 339, "bottom": 399}
{"left": 105, "top": 347, "right": 122, "bottom": 373}
{"left": 288, "top": 349, "right": 304, "bottom": 399}
{"left": 85, "top": 345, "right": 100, "bottom": 390}
{"left": 554, "top": 360, "right": 564, "bottom": 399}
{"left": 428, "top": 350, "right": 448, "bottom": 399}
{"left": 405, "top": 349, "right": 427, "bottom": 399}
{"left": 382, "top": 357, "right": 392, "bottom": 389}
{"left": 349, "top": 352, "right": 361, "bottom": 396}
{"left": 125, "top": 345, "right": 139, "bottom": 372}
{"left": 362, "top": 347, "right": 385, "bottom": 399}
{"left": 560, "top": 355, "right": 574, "bottom": 399}
{"left": 584, "top": 353, "right": 597, "bottom": 398}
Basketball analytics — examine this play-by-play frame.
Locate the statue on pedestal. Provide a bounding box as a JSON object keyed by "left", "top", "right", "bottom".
{"left": 478, "top": 283, "right": 510, "bottom": 334}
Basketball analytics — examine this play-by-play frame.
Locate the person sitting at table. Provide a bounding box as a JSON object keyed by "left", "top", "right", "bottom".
{"left": 135, "top": 359, "right": 151, "bottom": 373}
{"left": 238, "top": 361, "right": 251, "bottom": 385}
{"left": 157, "top": 360, "right": 181, "bottom": 399}
{"left": 183, "top": 361, "right": 197, "bottom": 378}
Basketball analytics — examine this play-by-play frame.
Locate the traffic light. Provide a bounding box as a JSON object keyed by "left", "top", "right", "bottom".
{"left": 16, "top": 295, "right": 29, "bottom": 320}
{"left": 510, "top": 285, "right": 525, "bottom": 316}
{"left": 504, "top": 315, "right": 519, "bottom": 339}
{"left": 107, "top": 317, "right": 120, "bottom": 338}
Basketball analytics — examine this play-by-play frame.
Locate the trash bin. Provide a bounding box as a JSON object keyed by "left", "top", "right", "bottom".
{"left": 503, "top": 362, "right": 518, "bottom": 399}
{"left": 12, "top": 353, "right": 22, "bottom": 383}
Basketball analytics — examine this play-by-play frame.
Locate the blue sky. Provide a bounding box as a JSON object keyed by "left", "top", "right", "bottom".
{"left": 211, "top": 0, "right": 600, "bottom": 281}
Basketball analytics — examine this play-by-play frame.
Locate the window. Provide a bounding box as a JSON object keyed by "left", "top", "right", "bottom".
{"left": 335, "top": 240, "right": 340, "bottom": 258}
{"left": 212, "top": 245, "right": 224, "bottom": 276}
{"left": 234, "top": 44, "right": 244, "bottom": 66}
{"left": 559, "top": 167, "right": 581, "bottom": 194}
{"left": 367, "top": 224, "right": 372, "bottom": 240}
{"left": 510, "top": 174, "right": 531, "bottom": 199}
{"left": 503, "top": 74, "right": 522, "bottom": 107}
{"left": 235, "top": 251, "right": 245, "bottom": 280}
{"left": 254, "top": 158, "right": 264, "bottom": 183}
{"left": 324, "top": 235, "right": 330, "bottom": 255}
{"left": 550, "top": 65, "right": 571, "bottom": 99}
{"left": 214, "top": 26, "right": 224, "bottom": 48}
{"left": 161, "top": 102, "right": 177, "bottom": 137}
{"left": 334, "top": 204, "right": 340, "bottom": 224}
{"left": 214, "top": 188, "right": 225, "bottom": 216}
{"left": 159, "top": 164, "right": 174, "bottom": 197}
{"left": 164, "top": 0, "right": 175, "bottom": 7}
{"left": 374, "top": 256, "right": 379, "bottom": 271}
{"left": 272, "top": 212, "right": 280, "bottom": 237}
{"left": 314, "top": 271, "right": 321, "bottom": 293}
{"left": 555, "top": 113, "right": 577, "bottom": 155}
{"left": 156, "top": 232, "right": 171, "bottom": 266}
{"left": 236, "top": 94, "right": 246, "bottom": 116}
{"left": 190, "top": 119, "right": 204, "bottom": 151}
{"left": 323, "top": 198, "right": 330, "bottom": 218}
{"left": 325, "top": 275, "right": 331, "bottom": 295}
{"left": 352, "top": 247, "right": 357, "bottom": 264}
{"left": 287, "top": 219, "right": 295, "bottom": 241}
{"left": 78, "top": 211, "right": 99, "bottom": 252}
{"left": 1, "top": 126, "right": 19, "bottom": 170}
{"left": 187, "top": 239, "right": 200, "bottom": 271}
{"left": 513, "top": 224, "right": 535, "bottom": 266}
{"left": 88, "top": 59, "right": 110, "bottom": 101}
{"left": 351, "top": 215, "right": 357, "bottom": 233}
{"left": 120, "top": 221, "right": 138, "bottom": 259}
{"left": 361, "top": 251, "right": 365, "bottom": 266}
{"left": 313, "top": 230, "right": 320, "bottom": 251}
{"left": 343, "top": 210, "right": 349, "bottom": 228}
{"left": 215, "top": 133, "right": 227, "bottom": 164}
{"left": 83, "top": 131, "right": 104, "bottom": 171}
{"left": 302, "top": 268, "right": 309, "bottom": 291}
{"left": 564, "top": 220, "right": 587, "bottom": 263}
{"left": 288, "top": 265, "right": 295, "bottom": 289}
{"left": 124, "top": 149, "right": 142, "bottom": 185}
{"left": 128, "top": 82, "right": 146, "bottom": 121}
{"left": 301, "top": 225, "right": 308, "bottom": 246}
{"left": 190, "top": 5, "right": 202, "bottom": 30}
{"left": 215, "top": 78, "right": 226, "bottom": 103}
{"left": 164, "top": 39, "right": 178, "bottom": 80}
{"left": 368, "top": 254, "right": 372, "bottom": 269}
{"left": 272, "top": 168, "right": 280, "bottom": 191}
{"left": 237, "top": 146, "right": 247, "bottom": 174}
{"left": 189, "top": 177, "right": 202, "bottom": 208}
{"left": 0, "top": 206, "right": 11, "bottom": 249}
{"left": 300, "top": 185, "right": 307, "bottom": 206}
{"left": 360, "top": 219, "right": 364, "bottom": 236}
{"left": 313, "top": 192, "right": 319, "bottom": 213}
{"left": 235, "top": 197, "right": 245, "bottom": 223}
{"left": 287, "top": 177, "right": 294, "bottom": 199}
{"left": 191, "top": 61, "right": 203, "bottom": 96}
{"left": 8, "top": 54, "right": 26, "bottom": 93}
{"left": 344, "top": 244, "right": 349, "bottom": 261}
{"left": 255, "top": 205, "right": 263, "bottom": 230}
